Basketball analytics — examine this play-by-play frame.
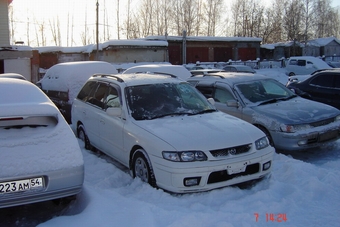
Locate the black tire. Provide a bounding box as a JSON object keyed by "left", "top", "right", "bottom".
{"left": 77, "top": 124, "right": 92, "bottom": 150}
{"left": 132, "top": 150, "right": 157, "bottom": 188}
{"left": 288, "top": 72, "right": 295, "bottom": 76}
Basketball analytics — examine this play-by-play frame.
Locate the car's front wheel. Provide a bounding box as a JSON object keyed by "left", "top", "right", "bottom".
{"left": 132, "top": 150, "right": 156, "bottom": 187}
{"left": 77, "top": 124, "right": 92, "bottom": 150}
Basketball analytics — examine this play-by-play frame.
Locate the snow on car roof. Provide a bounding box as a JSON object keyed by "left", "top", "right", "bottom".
{"left": 0, "top": 78, "right": 51, "bottom": 105}
{"left": 93, "top": 73, "right": 183, "bottom": 87}
{"left": 40, "top": 61, "right": 118, "bottom": 103}
{"left": 123, "top": 64, "right": 191, "bottom": 80}
{"left": 190, "top": 72, "right": 269, "bottom": 85}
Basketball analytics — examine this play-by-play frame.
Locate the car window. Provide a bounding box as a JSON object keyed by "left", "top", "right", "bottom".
{"left": 214, "top": 88, "right": 234, "bottom": 103}
{"left": 310, "top": 74, "right": 333, "bottom": 88}
{"left": 236, "top": 79, "right": 293, "bottom": 104}
{"left": 289, "top": 59, "right": 297, "bottom": 65}
{"left": 334, "top": 75, "right": 340, "bottom": 89}
{"left": 224, "top": 66, "right": 236, "bottom": 72}
{"left": 105, "top": 86, "right": 121, "bottom": 108}
{"left": 77, "top": 81, "right": 98, "bottom": 101}
{"left": 297, "top": 60, "right": 306, "bottom": 66}
{"left": 89, "top": 83, "right": 108, "bottom": 109}
{"left": 126, "top": 83, "right": 214, "bottom": 120}
{"left": 195, "top": 86, "right": 214, "bottom": 98}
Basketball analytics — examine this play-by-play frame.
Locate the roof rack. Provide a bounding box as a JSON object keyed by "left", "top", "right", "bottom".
{"left": 133, "top": 71, "right": 177, "bottom": 78}
{"left": 92, "top": 74, "right": 124, "bottom": 82}
{"left": 190, "top": 72, "right": 225, "bottom": 79}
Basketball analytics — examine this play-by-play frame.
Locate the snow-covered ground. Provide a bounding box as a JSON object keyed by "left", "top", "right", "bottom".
{"left": 3, "top": 68, "right": 340, "bottom": 227}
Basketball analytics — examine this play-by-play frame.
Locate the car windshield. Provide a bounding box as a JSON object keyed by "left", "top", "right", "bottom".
{"left": 235, "top": 79, "right": 297, "bottom": 106}
{"left": 126, "top": 82, "right": 216, "bottom": 120}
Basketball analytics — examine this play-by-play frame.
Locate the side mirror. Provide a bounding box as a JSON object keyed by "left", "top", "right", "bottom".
{"left": 227, "top": 100, "right": 239, "bottom": 107}
{"left": 106, "top": 107, "right": 122, "bottom": 116}
{"left": 207, "top": 97, "right": 215, "bottom": 105}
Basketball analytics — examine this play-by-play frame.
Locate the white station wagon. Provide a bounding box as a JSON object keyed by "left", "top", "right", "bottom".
{"left": 71, "top": 73, "right": 274, "bottom": 193}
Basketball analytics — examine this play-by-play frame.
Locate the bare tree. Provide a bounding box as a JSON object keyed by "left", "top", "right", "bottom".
{"left": 203, "top": 0, "right": 224, "bottom": 36}
{"left": 283, "top": 0, "right": 304, "bottom": 41}
{"left": 49, "top": 16, "right": 62, "bottom": 46}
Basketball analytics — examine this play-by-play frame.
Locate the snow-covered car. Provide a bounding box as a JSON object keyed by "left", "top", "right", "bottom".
{"left": 0, "top": 73, "right": 27, "bottom": 80}
{"left": 71, "top": 73, "right": 274, "bottom": 193}
{"left": 122, "top": 64, "right": 192, "bottom": 80}
{"left": 285, "top": 56, "right": 331, "bottom": 76}
{"left": 190, "top": 68, "right": 226, "bottom": 76}
{"left": 187, "top": 72, "right": 340, "bottom": 152}
{"left": 37, "top": 61, "right": 118, "bottom": 123}
{"left": 223, "top": 65, "right": 256, "bottom": 74}
{"left": 0, "top": 78, "right": 84, "bottom": 208}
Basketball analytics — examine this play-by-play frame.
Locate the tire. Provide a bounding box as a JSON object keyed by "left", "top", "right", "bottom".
{"left": 132, "top": 150, "right": 157, "bottom": 188}
{"left": 288, "top": 72, "right": 295, "bottom": 76}
{"left": 77, "top": 124, "right": 92, "bottom": 150}
{"left": 257, "top": 126, "right": 275, "bottom": 148}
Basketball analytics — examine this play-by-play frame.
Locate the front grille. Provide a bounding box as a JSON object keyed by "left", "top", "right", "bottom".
{"left": 310, "top": 118, "right": 334, "bottom": 127}
{"left": 210, "top": 144, "right": 252, "bottom": 157}
{"left": 207, "top": 163, "right": 260, "bottom": 184}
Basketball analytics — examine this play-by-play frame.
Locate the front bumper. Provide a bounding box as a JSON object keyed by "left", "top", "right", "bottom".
{"left": 271, "top": 125, "right": 340, "bottom": 151}
{"left": 151, "top": 148, "right": 274, "bottom": 193}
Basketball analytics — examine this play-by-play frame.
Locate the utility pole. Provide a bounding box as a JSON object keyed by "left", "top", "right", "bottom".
{"left": 96, "top": 0, "right": 99, "bottom": 60}
{"left": 182, "top": 30, "right": 187, "bottom": 65}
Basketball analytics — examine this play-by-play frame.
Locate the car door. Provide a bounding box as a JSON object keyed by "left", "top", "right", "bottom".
{"left": 333, "top": 74, "right": 340, "bottom": 109}
{"left": 213, "top": 82, "right": 245, "bottom": 120}
{"left": 97, "top": 83, "right": 125, "bottom": 164}
{"left": 307, "top": 74, "right": 334, "bottom": 107}
{"left": 83, "top": 82, "right": 108, "bottom": 150}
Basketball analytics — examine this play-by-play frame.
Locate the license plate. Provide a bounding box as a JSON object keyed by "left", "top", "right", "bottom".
{"left": 0, "top": 177, "right": 44, "bottom": 194}
{"left": 319, "top": 130, "right": 338, "bottom": 142}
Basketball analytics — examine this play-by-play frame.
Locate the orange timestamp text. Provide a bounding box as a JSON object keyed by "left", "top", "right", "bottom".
{"left": 254, "top": 213, "right": 287, "bottom": 222}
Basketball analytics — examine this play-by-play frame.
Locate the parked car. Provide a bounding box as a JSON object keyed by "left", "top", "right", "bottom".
{"left": 0, "top": 78, "right": 84, "bottom": 208}
{"left": 122, "top": 64, "right": 192, "bottom": 80}
{"left": 0, "top": 73, "right": 27, "bottom": 80}
{"left": 285, "top": 56, "right": 331, "bottom": 76}
{"left": 223, "top": 65, "right": 256, "bottom": 74}
{"left": 327, "top": 61, "right": 340, "bottom": 68}
{"left": 286, "top": 69, "right": 340, "bottom": 109}
{"left": 187, "top": 72, "right": 340, "bottom": 152}
{"left": 37, "top": 61, "right": 118, "bottom": 123}
{"left": 190, "top": 68, "right": 226, "bottom": 76}
{"left": 71, "top": 73, "right": 274, "bottom": 193}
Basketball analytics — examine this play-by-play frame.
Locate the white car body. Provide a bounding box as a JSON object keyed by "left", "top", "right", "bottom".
{"left": 285, "top": 56, "right": 331, "bottom": 76}
{"left": 71, "top": 73, "right": 274, "bottom": 193}
{"left": 0, "top": 78, "right": 84, "bottom": 208}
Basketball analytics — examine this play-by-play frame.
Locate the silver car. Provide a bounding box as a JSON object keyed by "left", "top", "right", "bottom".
{"left": 0, "top": 78, "right": 84, "bottom": 208}
{"left": 188, "top": 72, "right": 340, "bottom": 151}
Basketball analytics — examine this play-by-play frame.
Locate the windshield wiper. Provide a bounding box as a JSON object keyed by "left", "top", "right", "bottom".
{"left": 258, "top": 95, "right": 297, "bottom": 106}
{"left": 150, "top": 112, "right": 190, "bottom": 120}
{"left": 258, "top": 99, "right": 278, "bottom": 106}
{"left": 190, "top": 109, "right": 217, "bottom": 115}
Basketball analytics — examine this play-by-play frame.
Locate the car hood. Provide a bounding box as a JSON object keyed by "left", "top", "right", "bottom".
{"left": 133, "top": 111, "right": 264, "bottom": 151}
{"left": 250, "top": 97, "right": 339, "bottom": 125}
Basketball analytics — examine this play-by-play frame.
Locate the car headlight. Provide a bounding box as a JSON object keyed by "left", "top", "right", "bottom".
{"left": 335, "top": 115, "right": 340, "bottom": 121}
{"left": 162, "top": 151, "right": 208, "bottom": 162}
{"left": 255, "top": 137, "right": 269, "bottom": 150}
{"left": 280, "top": 124, "right": 311, "bottom": 133}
